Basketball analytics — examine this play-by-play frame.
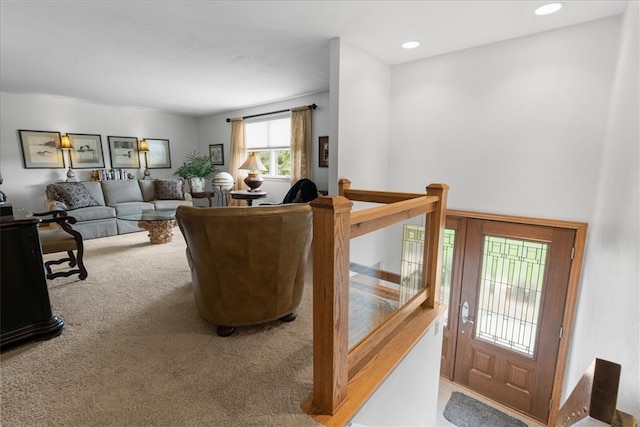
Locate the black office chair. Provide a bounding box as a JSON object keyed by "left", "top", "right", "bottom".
{"left": 260, "top": 178, "right": 320, "bottom": 206}
{"left": 282, "top": 178, "right": 319, "bottom": 203}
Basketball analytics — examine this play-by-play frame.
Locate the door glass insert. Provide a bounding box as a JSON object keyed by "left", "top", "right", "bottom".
{"left": 439, "top": 228, "right": 456, "bottom": 327}
{"left": 400, "top": 224, "right": 425, "bottom": 305}
{"left": 476, "top": 236, "right": 548, "bottom": 356}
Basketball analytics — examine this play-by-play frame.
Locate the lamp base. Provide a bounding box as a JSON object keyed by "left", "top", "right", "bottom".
{"left": 244, "top": 174, "right": 264, "bottom": 192}
{"left": 66, "top": 168, "right": 78, "bottom": 182}
{"left": 143, "top": 168, "right": 152, "bottom": 179}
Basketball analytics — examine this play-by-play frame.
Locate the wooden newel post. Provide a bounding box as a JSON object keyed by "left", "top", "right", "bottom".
{"left": 424, "top": 183, "right": 449, "bottom": 308}
{"left": 338, "top": 178, "right": 351, "bottom": 196}
{"left": 309, "top": 195, "right": 353, "bottom": 414}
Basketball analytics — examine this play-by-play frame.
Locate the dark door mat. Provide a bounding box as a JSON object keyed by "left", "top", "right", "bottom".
{"left": 443, "top": 391, "right": 528, "bottom": 427}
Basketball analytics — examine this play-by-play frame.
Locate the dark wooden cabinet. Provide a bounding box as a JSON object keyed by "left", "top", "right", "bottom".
{"left": 1, "top": 217, "right": 64, "bottom": 351}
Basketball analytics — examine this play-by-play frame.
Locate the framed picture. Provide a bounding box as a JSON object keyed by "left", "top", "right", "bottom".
{"left": 144, "top": 138, "right": 172, "bottom": 169}
{"left": 209, "top": 144, "right": 224, "bottom": 166}
{"left": 67, "top": 133, "right": 105, "bottom": 168}
{"left": 107, "top": 136, "right": 140, "bottom": 168}
{"left": 319, "top": 136, "right": 329, "bottom": 168}
{"left": 18, "top": 130, "right": 64, "bottom": 168}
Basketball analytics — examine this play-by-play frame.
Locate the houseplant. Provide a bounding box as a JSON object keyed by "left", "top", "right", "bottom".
{"left": 174, "top": 151, "right": 217, "bottom": 193}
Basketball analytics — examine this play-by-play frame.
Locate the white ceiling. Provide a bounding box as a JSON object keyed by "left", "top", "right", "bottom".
{"left": 0, "top": 1, "right": 628, "bottom": 117}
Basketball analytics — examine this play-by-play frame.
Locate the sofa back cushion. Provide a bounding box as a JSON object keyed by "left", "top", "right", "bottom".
{"left": 46, "top": 182, "right": 100, "bottom": 210}
{"left": 101, "top": 180, "right": 143, "bottom": 205}
{"left": 138, "top": 180, "right": 156, "bottom": 202}
{"left": 82, "top": 181, "right": 106, "bottom": 206}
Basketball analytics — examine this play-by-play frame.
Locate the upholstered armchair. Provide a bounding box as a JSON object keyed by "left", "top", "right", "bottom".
{"left": 176, "top": 204, "right": 312, "bottom": 336}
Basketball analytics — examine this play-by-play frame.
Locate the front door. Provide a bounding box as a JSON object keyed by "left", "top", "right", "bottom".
{"left": 443, "top": 217, "right": 576, "bottom": 423}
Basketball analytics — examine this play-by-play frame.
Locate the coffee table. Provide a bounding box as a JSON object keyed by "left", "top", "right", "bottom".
{"left": 117, "top": 209, "right": 177, "bottom": 244}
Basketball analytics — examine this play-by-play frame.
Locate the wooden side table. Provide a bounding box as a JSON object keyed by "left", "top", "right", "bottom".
{"left": 191, "top": 191, "right": 215, "bottom": 207}
{"left": 229, "top": 190, "right": 268, "bottom": 206}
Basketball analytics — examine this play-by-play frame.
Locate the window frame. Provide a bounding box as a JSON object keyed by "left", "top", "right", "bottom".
{"left": 244, "top": 114, "right": 292, "bottom": 179}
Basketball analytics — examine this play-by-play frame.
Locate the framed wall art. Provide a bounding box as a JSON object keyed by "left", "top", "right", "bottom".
{"left": 318, "top": 136, "right": 328, "bottom": 168}
{"left": 144, "top": 138, "right": 172, "bottom": 169}
{"left": 107, "top": 136, "right": 139, "bottom": 168}
{"left": 67, "top": 133, "right": 105, "bottom": 168}
{"left": 209, "top": 144, "right": 224, "bottom": 166}
{"left": 18, "top": 129, "right": 64, "bottom": 168}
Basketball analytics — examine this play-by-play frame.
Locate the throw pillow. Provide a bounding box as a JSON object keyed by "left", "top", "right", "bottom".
{"left": 47, "top": 183, "right": 99, "bottom": 210}
{"left": 155, "top": 179, "right": 184, "bottom": 200}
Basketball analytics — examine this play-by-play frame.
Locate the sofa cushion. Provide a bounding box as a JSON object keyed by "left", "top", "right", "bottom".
{"left": 111, "top": 202, "right": 155, "bottom": 216}
{"left": 65, "top": 206, "right": 116, "bottom": 222}
{"left": 47, "top": 183, "right": 99, "bottom": 210}
{"left": 81, "top": 181, "right": 106, "bottom": 206}
{"left": 138, "top": 180, "right": 156, "bottom": 202}
{"left": 155, "top": 179, "right": 184, "bottom": 200}
{"left": 101, "top": 180, "right": 143, "bottom": 205}
{"left": 153, "top": 199, "right": 192, "bottom": 210}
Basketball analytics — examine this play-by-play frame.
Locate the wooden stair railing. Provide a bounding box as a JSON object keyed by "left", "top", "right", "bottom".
{"left": 302, "top": 179, "right": 448, "bottom": 425}
{"left": 555, "top": 358, "right": 637, "bottom": 427}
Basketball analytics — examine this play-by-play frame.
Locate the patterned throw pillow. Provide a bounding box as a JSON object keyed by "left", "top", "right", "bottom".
{"left": 155, "top": 179, "right": 184, "bottom": 200}
{"left": 47, "top": 183, "right": 99, "bottom": 209}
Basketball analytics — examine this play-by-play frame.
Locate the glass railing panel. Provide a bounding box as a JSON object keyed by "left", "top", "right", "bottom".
{"left": 348, "top": 215, "right": 426, "bottom": 349}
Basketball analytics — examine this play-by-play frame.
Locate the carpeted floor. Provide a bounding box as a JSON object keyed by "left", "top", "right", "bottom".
{"left": 1, "top": 230, "right": 320, "bottom": 426}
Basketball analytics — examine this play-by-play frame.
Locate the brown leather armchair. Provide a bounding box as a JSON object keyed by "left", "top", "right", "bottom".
{"left": 176, "top": 204, "right": 312, "bottom": 337}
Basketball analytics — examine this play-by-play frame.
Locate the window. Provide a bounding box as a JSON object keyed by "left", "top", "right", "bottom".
{"left": 245, "top": 115, "right": 291, "bottom": 178}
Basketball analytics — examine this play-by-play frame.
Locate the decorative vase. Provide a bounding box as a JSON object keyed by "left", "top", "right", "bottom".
{"left": 188, "top": 177, "right": 205, "bottom": 193}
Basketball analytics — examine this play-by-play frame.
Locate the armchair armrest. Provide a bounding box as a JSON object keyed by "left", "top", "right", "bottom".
{"left": 44, "top": 198, "right": 68, "bottom": 212}
{"left": 33, "top": 210, "right": 78, "bottom": 232}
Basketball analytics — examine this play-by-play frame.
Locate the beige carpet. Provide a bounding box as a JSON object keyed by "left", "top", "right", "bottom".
{"left": 1, "top": 230, "right": 321, "bottom": 426}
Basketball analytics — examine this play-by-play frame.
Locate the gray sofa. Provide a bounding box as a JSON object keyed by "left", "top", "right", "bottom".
{"left": 45, "top": 179, "right": 193, "bottom": 240}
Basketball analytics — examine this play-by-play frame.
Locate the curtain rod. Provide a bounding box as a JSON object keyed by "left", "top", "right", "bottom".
{"left": 225, "top": 103, "right": 317, "bottom": 123}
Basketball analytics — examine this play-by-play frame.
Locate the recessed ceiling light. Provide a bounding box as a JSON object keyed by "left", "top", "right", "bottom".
{"left": 534, "top": 3, "right": 563, "bottom": 16}
{"left": 402, "top": 41, "right": 420, "bottom": 49}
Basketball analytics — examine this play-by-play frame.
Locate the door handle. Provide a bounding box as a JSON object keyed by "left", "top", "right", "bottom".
{"left": 461, "top": 301, "right": 474, "bottom": 325}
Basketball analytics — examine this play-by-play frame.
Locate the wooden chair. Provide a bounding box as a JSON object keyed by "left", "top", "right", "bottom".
{"left": 34, "top": 211, "right": 88, "bottom": 280}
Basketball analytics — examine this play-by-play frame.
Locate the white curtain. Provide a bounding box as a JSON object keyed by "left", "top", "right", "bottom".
{"left": 229, "top": 118, "right": 245, "bottom": 206}
{"left": 290, "top": 106, "right": 312, "bottom": 184}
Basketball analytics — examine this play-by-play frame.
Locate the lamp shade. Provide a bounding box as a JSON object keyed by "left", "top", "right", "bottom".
{"left": 60, "top": 135, "right": 73, "bottom": 150}
{"left": 239, "top": 153, "right": 267, "bottom": 172}
{"left": 139, "top": 139, "right": 149, "bottom": 152}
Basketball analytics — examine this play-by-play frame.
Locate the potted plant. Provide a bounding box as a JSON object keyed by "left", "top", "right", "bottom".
{"left": 174, "top": 151, "right": 217, "bottom": 193}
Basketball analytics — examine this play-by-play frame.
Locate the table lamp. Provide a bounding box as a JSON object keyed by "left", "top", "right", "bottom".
{"left": 238, "top": 152, "right": 267, "bottom": 192}
{"left": 60, "top": 135, "right": 77, "bottom": 182}
{"left": 139, "top": 139, "right": 151, "bottom": 179}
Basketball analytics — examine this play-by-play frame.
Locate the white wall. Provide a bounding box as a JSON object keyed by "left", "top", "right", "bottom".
{"left": 350, "top": 316, "right": 444, "bottom": 426}
{"left": 335, "top": 39, "right": 391, "bottom": 194}
{"left": 195, "top": 92, "right": 330, "bottom": 204}
{"left": 333, "top": 38, "right": 396, "bottom": 266}
{"left": 383, "top": 13, "right": 639, "bottom": 416}
{"left": 566, "top": 2, "right": 639, "bottom": 416}
{"left": 389, "top": 17, "right": 621, "bottom": 221}
{"left": 0, "top": 92, "right": 198, "bottom": 213}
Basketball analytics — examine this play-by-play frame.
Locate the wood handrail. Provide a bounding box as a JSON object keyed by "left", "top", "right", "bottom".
{"left": 304, "top": 179, "right": 449, "bottom": 422}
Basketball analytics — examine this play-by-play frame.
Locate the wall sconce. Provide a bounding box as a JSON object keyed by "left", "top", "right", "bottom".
{"left": 139, "top": 139, "right": 151, "bottom": 179}
{"left": 60, "top": 135, "right": 77, "bottom": 182}
{"left": 238, "top": 152, "right": 267, "bottom": 192}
